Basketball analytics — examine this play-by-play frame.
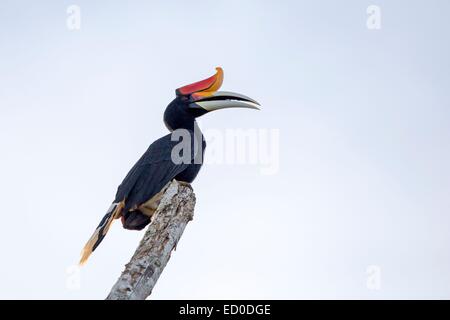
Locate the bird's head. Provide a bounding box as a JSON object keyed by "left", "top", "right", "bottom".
{"left": 164, "top": 67, "right": 260, "bottom": 131}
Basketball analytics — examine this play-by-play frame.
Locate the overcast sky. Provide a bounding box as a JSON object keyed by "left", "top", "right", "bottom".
{"left": 1, "top": 0, "right": 449, "bottom": 299}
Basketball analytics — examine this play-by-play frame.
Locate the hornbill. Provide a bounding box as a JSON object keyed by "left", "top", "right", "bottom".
{"left": 80, "top": 67, "right": 260, "bottom": 264}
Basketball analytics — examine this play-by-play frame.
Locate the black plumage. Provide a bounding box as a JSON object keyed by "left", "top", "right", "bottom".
{"left": 115, "top": 130, "right": 205, "bottom": 216}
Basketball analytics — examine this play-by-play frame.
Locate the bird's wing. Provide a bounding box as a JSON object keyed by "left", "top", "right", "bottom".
{"left": 79, "top": 131, "right": 201, "bottom": 265}
{"left": 114, "top": 131, "right": 196, "bottom": 211}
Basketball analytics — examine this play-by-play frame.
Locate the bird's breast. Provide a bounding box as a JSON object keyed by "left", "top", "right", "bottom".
{"left": 175, "top": 163, "right": 203, "bottom": 183}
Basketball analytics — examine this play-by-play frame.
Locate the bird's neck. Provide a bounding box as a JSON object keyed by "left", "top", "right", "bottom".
{"left": 171, "top": 119, "right": 202, "bottom": 134}
{"left": 192, "top": 121, "right": 202, "bottom": 135}
{"left": 182, "top": 119, "right": 198, "bottom": 132}
{"left": 184, "top": 121, "right": 204, "bottom": 144}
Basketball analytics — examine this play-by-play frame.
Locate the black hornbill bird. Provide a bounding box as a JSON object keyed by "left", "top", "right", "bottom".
{"left": 80, "top": 67, "right": 260, "bottom": 264}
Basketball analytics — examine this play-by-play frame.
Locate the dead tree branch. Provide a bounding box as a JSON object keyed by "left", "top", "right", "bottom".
{"left": 106, "top": 180, "right": 196, "bottom": 300}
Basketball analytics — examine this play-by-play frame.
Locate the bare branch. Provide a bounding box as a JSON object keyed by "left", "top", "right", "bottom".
{"left": 106, "top": 180, "right": 195, "bottom": 300}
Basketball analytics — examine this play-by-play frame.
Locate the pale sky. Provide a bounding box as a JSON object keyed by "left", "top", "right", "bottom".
{"left": 1, "top": 0, "right": 449, "bottom": 299}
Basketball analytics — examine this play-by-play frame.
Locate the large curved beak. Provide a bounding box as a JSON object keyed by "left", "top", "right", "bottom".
{"left": 189, "top": 91, "right": 261, "bottom": 112}
{"left": 177, "top": 67, "right": 261, "bottom": 112}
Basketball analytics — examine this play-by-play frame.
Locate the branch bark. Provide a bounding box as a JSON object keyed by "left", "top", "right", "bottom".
{"left": 106, "top": 180, "right": 196, "bottom": 300}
